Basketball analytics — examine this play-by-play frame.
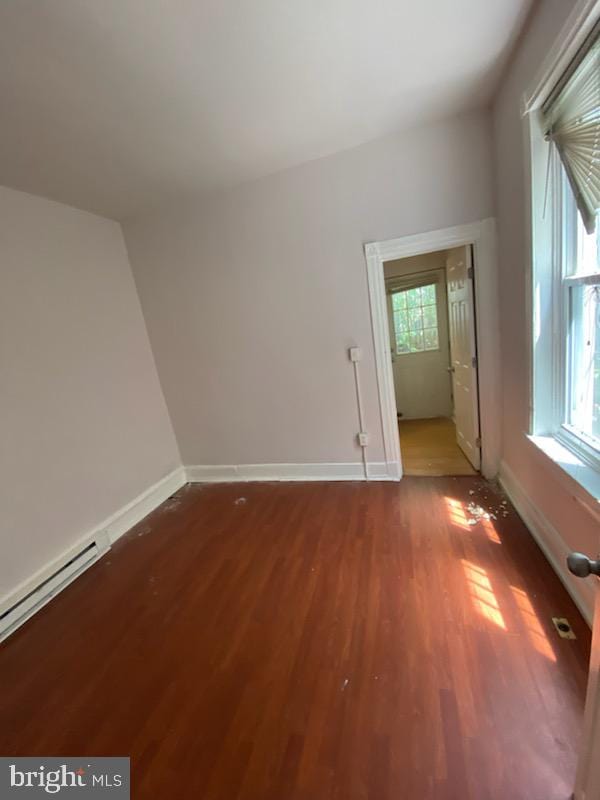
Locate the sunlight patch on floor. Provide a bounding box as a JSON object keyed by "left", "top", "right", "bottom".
{"left": 480, "top": 515, "right": 502, "bottom": 544}
{"left": 511, "top": 586, "right": 557, "bottom": 662}
{"left": 444, "top": 496, "right": 502, "bottom": 543}
{"left": 445, "top": 497, "right": 471, "bottom": 530}
{"left": 462, "top": 560, "right": 507, "bottom": 630}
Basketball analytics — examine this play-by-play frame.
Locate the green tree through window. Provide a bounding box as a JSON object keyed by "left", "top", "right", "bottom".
{"left": 391, "top": 284, "right": 439, "bottom": 354}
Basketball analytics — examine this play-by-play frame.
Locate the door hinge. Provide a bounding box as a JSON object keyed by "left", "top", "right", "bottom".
{"left": 467, "top": 265, "right": 474, "bottom": 279}
{"left": 475, "top": 436, "right": 481, "bottom": 448}
{"left": 471, "top": 356, "right": 478, "bottom": 368}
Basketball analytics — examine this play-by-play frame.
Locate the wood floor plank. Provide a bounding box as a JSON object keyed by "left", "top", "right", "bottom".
{"left": 399, "top": 417, "right": 477, "bottom": 475}
{"left": 0, "top": 478, "right": 590, "bottom": 799}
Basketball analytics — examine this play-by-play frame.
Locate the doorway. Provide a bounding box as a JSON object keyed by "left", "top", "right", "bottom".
{"left": 364, "top": 219, "right": 501, "bottom": 481}
{"left": 384, "top": 246, "right": 479, "bottom": 476}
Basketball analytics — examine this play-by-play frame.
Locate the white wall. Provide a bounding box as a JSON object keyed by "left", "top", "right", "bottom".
{"left": 384, "top": 252, "right": 453, "bottom": 420}
{"left": 492, "top": 2, "right": 599, "bottom": 559}
{"left": 0, "top": 186, "right": 181, "bottom": 601}
{"left": 124, "top": 111, "right": 494, "bottom": 467}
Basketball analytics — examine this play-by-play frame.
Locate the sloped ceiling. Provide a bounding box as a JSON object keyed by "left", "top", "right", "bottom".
{"left": 0, "top": 0, "right": 532, "bottom": 219}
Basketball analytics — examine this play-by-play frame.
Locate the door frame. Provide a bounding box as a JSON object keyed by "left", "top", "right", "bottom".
{"left": 364, "top": 218, "right": 501, "bottom": 480}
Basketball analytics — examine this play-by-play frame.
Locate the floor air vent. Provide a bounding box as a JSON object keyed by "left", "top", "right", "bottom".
{"left": 552, "top": 616, "right": 577, "bottom": 640}
{"left": 0, "top": 539, "right": 103, "bottom": 642}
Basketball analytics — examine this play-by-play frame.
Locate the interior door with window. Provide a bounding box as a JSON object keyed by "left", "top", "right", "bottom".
{"left": 446, "top": 245, "right": 481, "bottom": 470}
{"left": 386, "top": 271, "right": 452, "bottom": 420}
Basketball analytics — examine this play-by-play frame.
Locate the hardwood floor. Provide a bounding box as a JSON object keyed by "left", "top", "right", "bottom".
{"left": 399, "top": 417, "right": 477, "bottom": 476}
{"left": 0, "top": 479, "right": 590, "bottom": 799}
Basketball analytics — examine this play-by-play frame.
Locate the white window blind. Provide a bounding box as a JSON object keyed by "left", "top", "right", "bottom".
{"left": 543, "top": 23, "right": 600, "bottom": 234}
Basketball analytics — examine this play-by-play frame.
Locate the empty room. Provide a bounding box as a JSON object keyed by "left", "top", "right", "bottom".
{"left": 1, "top": 2, "right": 599, "bottom": 799}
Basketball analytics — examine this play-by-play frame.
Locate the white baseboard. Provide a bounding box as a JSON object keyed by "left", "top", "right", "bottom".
{"left": 499, "top": 460, "right": 594, "bottom": 627}
{"left": 0, "top": 466, "right": 186, "bottom": 640}
{"left": 185, "top": 461, "right": 400, "bottom": 483}
{"left": 100, "top": 466, "right": 186, "bottom": 545}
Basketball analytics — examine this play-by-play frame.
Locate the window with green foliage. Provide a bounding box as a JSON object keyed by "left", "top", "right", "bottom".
{"left": 391, "top": 283, "right": 439, "bottom": 354}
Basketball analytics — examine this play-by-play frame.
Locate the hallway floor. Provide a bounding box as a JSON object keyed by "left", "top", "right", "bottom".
{"left": 399, "top": 416, "right": 477, "bottom": 476}
{"left": 0, "top": 479, "right": 590, "bottom": 799}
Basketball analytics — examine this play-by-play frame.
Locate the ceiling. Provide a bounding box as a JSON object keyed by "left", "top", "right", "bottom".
{"left": 0, "top": 0, "right": 532, "bottom": 220}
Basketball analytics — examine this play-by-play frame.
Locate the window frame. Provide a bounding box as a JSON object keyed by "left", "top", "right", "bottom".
{"left": 532, "top": 127, "right": 600, "bottom": 473}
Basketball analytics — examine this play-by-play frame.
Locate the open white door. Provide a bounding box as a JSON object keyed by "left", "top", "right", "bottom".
{"left": 568, "top": 552, "right": 600, "bottom": 800}
{"left": 446, "top": 245, "right": 481, "bottom": 470}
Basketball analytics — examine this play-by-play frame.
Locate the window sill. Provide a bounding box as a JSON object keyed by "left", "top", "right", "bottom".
{"left": 528, "top": 434, "right": 600, "bottom": 507}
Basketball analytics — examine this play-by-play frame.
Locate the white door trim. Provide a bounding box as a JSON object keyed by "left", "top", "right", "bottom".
{"left": 364, "top": 218, "right": 501, "bottom": 480}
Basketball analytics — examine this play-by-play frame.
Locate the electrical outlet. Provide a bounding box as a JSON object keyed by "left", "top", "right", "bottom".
{"left": 357, "top": 432, "right": 369, "bottom": 447}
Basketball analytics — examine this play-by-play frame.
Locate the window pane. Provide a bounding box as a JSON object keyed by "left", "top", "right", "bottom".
{"left": 577, "top": 211, "right": 600, "bottom": 276}
{"left": 395, "top": 309, "right": 409, "bottom": 333}
{"left": 406, "top": 287, "right": 421, "bottom": 308}
{"left": 421, "top": 284, "right": 436, "bottom": 304}
{"left": 409, "top": 331, "right": 424, "bottom": 352}
{"left": 423, "top": 327, "right": 439, "bottom": 350}
{"left": 564, "top": 190, "right": 599, "bottom": 278}
{"left": 396, "top": 333, "right": 410, "bottom": 354}
{"left": 569, "top": 284, "right": 600, "bottom": 441}
{"left": 392, "top": 291, "right": 406, "bottom": 310}
{"left": 408, "top": 307, "right": 423, "bottom": 330}
{"left": 422, "top": 304, "right": 438, "bottom": 329}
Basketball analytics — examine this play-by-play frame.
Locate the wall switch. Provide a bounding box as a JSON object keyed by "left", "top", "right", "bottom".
{"left": 357, "top": 432, "right": 369, "bottom": 447}
{"left": 349, "top": 347, "right": 362, "bottom": 362}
